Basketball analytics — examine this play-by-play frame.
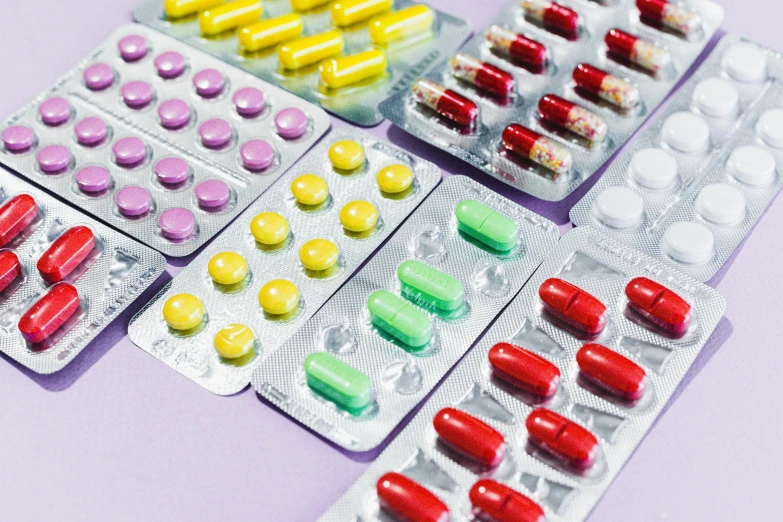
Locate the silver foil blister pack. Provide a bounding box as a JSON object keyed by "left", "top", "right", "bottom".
{"left": 133, "top": 0, "right": 472, "bottom": 126}
{"left": 251, "top": 175, "right": 560, "bottom": 451}
{"left": 128, "top": 128, "right": 440, "bottom": 395}
{"left": 571, "top": 34, "right": 783, "bottom": 282}
{"left": 0, "top": 24, "right": 329, "bottom": 257}
{"left": 319, "top": 226, "right": 725, "bottom": 522}
{"left": 379, "top": 0, "right": 723, "bottom": 200}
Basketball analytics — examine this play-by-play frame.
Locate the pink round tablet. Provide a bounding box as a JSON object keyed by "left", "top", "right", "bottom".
{"left": 195, "top": 179, "right": 230, "bottom": 209}
{"left": 158, "top": 99, "right": 191, "bottom": 130}
{"left": 275, "top": 108, "right": 308, "bottom": 139}
{"left": 240, "top": 139, "right": 274, "bottom": 171}
{"left": 121, "top": 81, "right": 154, "bottom": 108}
{"left": 76, "top": 165, "right": 111, "bottom": 193}
{"left": 74, "top": 117, "right": 108, "bottom": 146}
{"left": 155, "top": 157, "right": 190, "bottom": 185}
{"left": 2, "top": 126, "right": 34, "bottom": 152}
{"left": 39, "top": 97, "right": 71, "bottom": 126}
{"left": 193, "top": 68, "right": 225, "bottom": 97}
{"left": 199, "top": 119, "right": 232, "bottom": 149}
{"left": 113, "top": 137, "right": 147, "bottom": 166}
{"left": 83, "top": 63, "right": 115, "bottom": 91}
{"left": 118, "top": 34, "right": 148, "bottom": 61}
{"left": 37, "top": 144, "right": 71, "bottom": 173}
{"left": 159, "top": 207, "right": 195, "bottom": 239}
{"left": 155, "top": 51, "right": 186, "bottom": 79}
{"left": 233, "top": 87, "right": 265, "bottom": 117}
{"left": 115, "top": 186, "right": 152, "bottom": 216}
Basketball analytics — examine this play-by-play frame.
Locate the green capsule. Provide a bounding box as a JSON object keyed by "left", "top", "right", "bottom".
{"left": 397, "top": 260, "right": 464, "bottom": 312}
{"left": 455, "top": 199, "right": 519, "bottom": 252}
{"left": 304, "top": 352, "right": 372, "bottom": 414}
{"left": 368, "top": 290, "right": 432, "bottom": 349}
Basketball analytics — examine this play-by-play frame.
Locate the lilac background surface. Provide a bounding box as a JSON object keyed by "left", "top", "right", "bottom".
{"left": 1, "top": 1, "right": 782, "bottom": 520}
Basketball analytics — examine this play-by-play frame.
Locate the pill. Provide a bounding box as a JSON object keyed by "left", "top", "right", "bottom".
{"left": 37, "top": 145, "right": 71, "bottom": 173}
{"left": 630, "top": 148, "right": 678, "bottom": 189}
{"left": 577, "top": 343, "right": 647, "bottom": 400}
{"left": 0, "top": 194, "right": 38, "bottom": 247}
{"left": 695, "top": 183, "right": 745, "bottom": 225}
{"left": 155, "top": 51, "right": 187, "bottom": 79}
{"left": 605, "top": 29, "right": 671, "bottom": 73}
{"left": 470, "top": 479, "right": 545, "bottom": 522}
{"left": 200, "top": 0, "right": 262, "bottom": 36}
{"left": 727, "top": 145, "right": 776, "bottom": 186}
{"left": 214, "top": 324, "right": 255, "bottom": 359}
{"left": 502, "top": 123, "right": 573, "bottom": 175}
{"left": 155, "top": 157, "right": 190, "bottom": 185}
{"left": 663, "top": 221, "right": 714, "bottom": 263}
{"left": 329, "top": 140, "right": 365, "bottom": 170}
{"left": 18, "top": 284, "right": 80, "bottom": 344}
{"left": 83, "top": 63, "right": 115, "bottom": 90}
{"left": 486, "top": 25, "right": 548, "bottom": 71}
{"left": 304, "top": 352, "right": 372, "bottom": 413}
{"left": 275, "top": 107, "right": 308, "bottom": 139}
{"left": 398, "top": 259, "right": 464, "bottom": 312}
{"left": 199, "top": 118, "right": 232, "bottom": 149}
{"left": 522, "top": 0, "right": 580, "bottom": 35}
{"left": 164, "top": 0, "right": 223, "bottom": 18}
{"left": 434, "top": 408, "right": 506, "bottom": 467}
{"left": 455, "top": 200, "right": 518, "bottom": 252}
{"left": 376, "top": 472, "right": 450, "bottom": 522}
{"left": 369, "top": 5, "right": 434, "bottom": 45}
{"left": 113, "top": 137, "right": 147, "bottom": 166}
{"left": 162, "top": 293, "right": 204, "bottom": 331}
{"left": 756, "top": 108, "right": 783, "bottom": 148}
{"left": 208, "top": 251, "right": 248, "bottom": 285}
{"left": 367, "top": 289, "right": 432, "bottom": 348}
{"left": 412, "top": 79, "right": 478, "bottom": 129}
{"left": 37, "top": 226, "right": 95, "bottom": 283}
{"left": 117, "top": 34, "right": 148, "bottom": 61}
{"left": 291, "top": 174, "right": 329, "bottom": 206}
{"left": 158, "top": 99, "right": 192, "bottom": 129}
{"left": 258, "top": 279, "right": 299, "bottom": 315}
{"left": 724, "top": 42, "right": 766, "bottom": 82}
{"left": 39, "top": 97, "right": 71, "bottom": 126}
{"left": 239, "top": 14, "right": 303, "bottom": 52}
{"left": 299, "top": 238, "right": 339, "bottom": 271}
{"left": 320, "top": 49, "right": 387, "bottom": 89}
{"left": 233, "top": 87, "right": 265, "bottom": 117}
{"left": 195, "top": 179, "right": 231, "bottom": 209}
{"left": 291, "top": 0, "right": 330, "bottom": 10}
{"left": 250, "top": 212, "right": 289, "bottom": 245}
{"left": 115, "top": 186, "right": 152, "bottom": 217}
{"left": 159, "top": 208, "right": 196, "bottom": 240}
{"left": 121, "top": 80, "right": 154, "bottom": 109}
{"left": 74, "top": 117, "right": 108, "bottom": 146}
{"left": 662, "top": 112, "right": 710, "bottom": 152}
{"left": 2, "top": 126, "right": 34, "bottom": 152}
{"left": 592, "top": 186, "right": 644, "bottom": 228}
{"left": 626, "top": 276, "right": 692, "bottom": 334}
{"left": 450, "top": 53, "right": 515, "bottom": 99}
{"left": 240, "top": 139, "right": 275, "bottom": 171}
{"left": 278, "top": 30, "right": 343, "bottom": 71}
{"left": 75, "top": 165, "right": 111, "bottom": 193}
{"left": 636, "top": 0, "right": 701, "bottom": 36}
{"left": 331, "top": 0, "right": 391, "bottom": 27}
{"left": 377, "top": 164, "right": 414, "bottom": 194}
{"left": 488, "top": 342, "right": 560, "bottom": 399}
{"left": 539, "top": 278, "right": 607, "bottom": 335}
{"left": 193, "top": 68, "right": 225, "bottom": 97}
{"left": 539, "top": 94, "right": 607, "bottom": 142}
{"left": 692, "top": 77, "right": 738, "bottom": 117}
{"left": 573, "top": 63, "right": 640, "bottom": 110}
{"left": 526, "top": 408, "right": 598, "bottom": 469}
{"left": 0, "top": 250, "right": 21, "bottom": 293}
{"left": 340, "top": 200, "right": 378, "bottom": 232}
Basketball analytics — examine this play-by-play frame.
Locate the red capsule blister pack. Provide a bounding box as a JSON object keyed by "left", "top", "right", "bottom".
{"left": 320, "top": 227, "right": 725, "bottom": 522}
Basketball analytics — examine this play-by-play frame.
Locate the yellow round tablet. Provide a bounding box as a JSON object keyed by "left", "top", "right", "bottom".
{"left": 259, "top": 279, "right": 300, "bottom": 315}
{"left": 162, "top": 293, "right": 204, "bottom": 331}
{"left": 300, "top": 238, "right": 339, "bottom": 271}
{"left": 214, "top": 324, "right": 256, "bottom": 359}
{"left": 250, "top": 212, "right": 290, "bottom": 245}
{"left": 208, "top": 251, "right": 248, "bottom": 285}
{"left": 340, "top": 200, "right": 379, "bottom": 232}
{"left": 329, "top": 140, "right": 365, "bottom": 170}
{"left": 377, "top": 164, "right": 414, "bottom": 194}
{"left": 291, "top": 174, "right": 329, "bottom": 206}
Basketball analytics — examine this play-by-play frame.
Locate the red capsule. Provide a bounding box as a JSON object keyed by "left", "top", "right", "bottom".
{"left": 625, "top": 277, "right": 692, "bottom": 333}
{"left": 0, "top": 194, "right": 38, "bottom": 247}
{"left": 636, "top": 0, "right": 701, "bottom": 35}
{"left": 538, "top": 94, "right": 607, "bottom": 141}
{"left": 577, "top": 343, "right": 647, "bottom": 400}
{"left": 573, "top": 63, "right": 640, "bottom": 110}
{"left": 19, "top": 283, "right": 81, "bottom": 343}
{"left": 433, "top": 408, "right": 506, "bottom": 467}
{"left": 0, "top": 250, "right": 22, "bottom": 293}
{"left": 412, "top": 78, "right": 478, "bottom": 129}
{"left": 470, "top": 479, "right": 546, "bottom": 522}
{"left": 522, "top": 0, "right": 580, "bottom": 36}
{"left": 526, "top": 408, "right": 598, "bottom": 469}
{"left": 37, "top": 226, "right": 96, "bottom": 283}
{"left": 605, "top": 28, "right": 671, "bottom": 73}
{"left": 539, "top": 278, "right": 607, "bottom": 336}
{"left": 486, "top": 25, "right": 548, "bottom": 71}
{"left": 377, "top": 472, "right": 450, "bottom": 522}
{"left": 488, "top": 342, "right": 560, "bottom": 398}
{"left": 502, "top": 123, "right": 573, "bottom": 175}
{"left": 449, "top": 53, "right": 515, "bottom": 99}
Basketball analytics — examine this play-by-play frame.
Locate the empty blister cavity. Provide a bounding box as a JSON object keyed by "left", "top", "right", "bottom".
{"left": 617, "top": 336, "right": 674, "bottom": 374}
{"left": 473, "top": 258, "right": 510, "bottom": 297}
{"left": 518, "top": 473, "right": 576, "bottom": 514}
{"left": 694, "top": 183, "right": 746, "bottom": 225}
{"left": 509, "top": 317, "right": 567, "bottom": 358}
{"left": 456, "top": 383, "right": 513, "bottom": 424}
{"left": 320, "top": 318, "right": 357, "bottom": 355}
{"left": 382, "top": 359, "right": 423, "bottom": 395}
{"left": 560, "top": 251, "right": 623, "bottom": 279}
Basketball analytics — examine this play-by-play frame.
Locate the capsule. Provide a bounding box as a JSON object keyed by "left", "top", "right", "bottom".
{"left": 573, "top": 63, "right": 640, "bottom": 110}
{"left": 625, "top": 276, "right": 692, "bottom": 333}
{"left": 320, "top": 49, "right": 387, "bottom": 89}
{"left": 488, "top": 342, "right": 560, "bottom": 399}
{"left": 164, "top": 0, "right": 223, "bottom": 19}
{"left": 398, "top": 259, "right": 464, "bottom": 313}
{"left": 0, "top": 250, "right": 22, "bottom": 294}
{"left": 522, "top": 0, "right": 580, "bottom": 35}
{"left": 304, "top": 352, "right": 372, "bottom": 413}
{"left": 376, "top": 472, "right": 450, "bottom": 522}
{"left": 605, "top": 28, "right": 671, "bottom": 74}
{"left": 37, "top": 226, "right": 95, "bottom": 284}
{"left": 577, "top": 343, "right": 647, "bottom": 400}
{"left": 449, "top": 53, "right": 515, "bottom": 99}
{"left": 455, "top": 200, "right": 518, "bottom": 252}
{"left": 238, "top": 14, "right": 303, "bottom": 52}
{"left": 199, "top": 0, "right": 262, "bottom": 36}
{"left": 0, "top": 194, "right": 38, "bottom": 248}
{"left": 368, "top": 290, "right": 432, "bottom": 348}
{"left": 278, "top": 30, "right": 343, "bottom": 70}
{"left": 526, "top": 408, "right": 599, "bottom": 469}
{"left": 369, "top": 5, "right": 434, "bottom": 45}
{"left": 502, "top": 123, "right": 573, "bottom": 175}
{"left": 539, "top": 278, "right": 607, "bottom": 336}
{"left": 470, "top": 479, "right": 546, "bottom": 522}
{"left": 539, "top": 94, "right": 607, "bottom": 141}
{"left": 636, "top": 0, "right": 701, "bottom": 36}
{"left": 486, "top": 25, "right": 547, "bottom": 71}
{"left": 434, "top": 408, "right": 506, "bottom": 467}
{"left": 290, "top": 0, "right": 330, "bottom": 10}
{"left": 331, "top": 0, "right": 392, "bottom": 27}
{"left": 412, "top": 79, "right": 478, "bottom": 129}
{"left": 18, "top": 284, "right": 81, "bottom": 344}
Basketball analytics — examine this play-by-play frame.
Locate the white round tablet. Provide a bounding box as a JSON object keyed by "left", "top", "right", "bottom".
{"left": 727, "top": 145, "right": 776, "bottom": 186}
{"left": 694, "top": 183, "right": 746, "bottom": 225}
{"left": 663, "top": 222, "right": 714, "bottom": 264}
{"left": 692, "top": 77, "right": 739, "bottom": 117}
{"left": 629, "top": 148, "right": 678, "bottom": 189}
{"left": 724, "top": 42, "right": 767, "bottom": 82}
{"left": 756, "top": 108, "right": 783, "bottom": 148}
{"left": 662, "top": 112, "right": 710, "bottom": 153}
{"left": 592, "top": 186, "right": 644, "bottom": 228}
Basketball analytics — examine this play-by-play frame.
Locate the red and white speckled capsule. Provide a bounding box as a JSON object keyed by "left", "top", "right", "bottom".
{"left": 488, "top": 342, "right": 560, "bottom": 398}
{"left": 539, "top": 277, "right": 607, "bottom": 336}
{"left": 626, "top": 276, "right": 692, "bottom": 333}
{"left": 37, "top": 226, "right": 95, "bottom": 283}
{"left": 577, "top": 343, "right": 648, "bottom": 400}
{"left": 412, "top": 78, "right": 479, "bottom": 129}
{"left": 434, "top": 408, "right": 506, "bottom": 467}
{"left": 526, "top": 408, "right": 599, "bottom": 469}
{"left": 450, "top": 53, "right": 515, "bottom": 99}
{"left": 573, "top": 63, "right": 640, "bottom": 110}
{"left": 0, "top": 250, "right": 22, "bottom": 294}
{"left": 470, "top": 479, "right": 546, "bottom": 522}
{"left": 539, "top": 94, "right": 608, "bottom": 141}
{"left": 0, "top": 194, "right": 38, "bottom": 248}
{"left": 522, "top": 0, "right": 580, "bottom": 35}
{"left": 502, "top": 123, "right": 573, "bottom": 175}
{"left": 377, "top": 472, "right": 450, "bottom": 522}
{"left": 636, "top": 0, "right": 701, "bottom": 36}
{"left": 605, "top": 28, "right": 671, "bottom": 74}
{"left": 486, "top": 25, "right": 548, "bottom": 71}
{"left": 18, "top": 283, "right": 81, "bottom": 343}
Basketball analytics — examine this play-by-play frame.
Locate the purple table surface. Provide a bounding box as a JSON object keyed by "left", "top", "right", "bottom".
{"left": 1, "top": 1, "right": 782, "bottom": 520}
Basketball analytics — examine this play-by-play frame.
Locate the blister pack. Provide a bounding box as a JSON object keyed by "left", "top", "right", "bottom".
{"left": 0, "top": 24, "right": 329, "bottom": 257}
{"left": 251, "top": 175, "right": 559, "bottom": 451}
{"left": 133, "top": 0, "right": 472, "bottom": 126}
{"left": 128, "top": 129, "right": 440, "bottom": 394}
{"left": 379, "top": 0, "right": 723, "bottom": 200}
{"left": 570, "top": 35, "right": 783, "bottom": 282}
{"left": 319, "top": 226, "right": 725, "bottom": 522}
{"left": 0, "top": 170, "right": 165, "bottom": 374}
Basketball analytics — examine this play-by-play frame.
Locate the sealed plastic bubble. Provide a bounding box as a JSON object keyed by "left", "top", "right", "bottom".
{"left": 128, "top": 129, "right": 440, "bottom": 395}
{"left": 379, "top": 0, "right": 723, "bottom": 200}
{"left": 133, "top": 0, "right": 472, "bottom": 126}
{"left": 251, "top": 175, "right": 560, "bottom": 451}
{"left": 0, "top": 170, "right": 165, "bottom": 374}
{"left": 570, "top": 34, "right": 783, "bottom": 282}
{"left": 319, "top": 226, "right": 725, "bottom": 522}
{"left": 0, "top": 24, "right": 329, "bottom": 257}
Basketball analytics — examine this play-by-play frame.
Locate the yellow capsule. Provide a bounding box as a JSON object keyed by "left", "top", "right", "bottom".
{"left": 340, "top": 200, "right": 379, "bottom": 232}
{"left": 369, "top": 5, "right": 434, "bottom": 45}
{"left": 214, "top": 323, "right": 256, "bottom": 358}
{"left": 162, "top": 293, "right": 205, "bottom": 331}
{"left": 165, "top": 0, "right": 224, "bottom": 18}
{"left": 331, "top": 0, "right": 392, "bottom": 27}
{"left": 290, "top": 0, "right": 331, "bottom": 11}
{"left": 329, "top": 140, "right": 365, "bottom": 170}
{"left": 299, "top": 238, "right": 340, "bottom": 271}
{"left": 250, "top": 212, "right": 290, "bottom": 245}
{"left": 278, "top": 30, "right": 344, "bottom": 71}
{"left": 239, "top": 14, "right": 303, "bottom": 52}
{"left": 208, "top": 251, "right": 248, "bottom": 285}
{"left": 200, "top": 0, "right": 262, "bottom": 36}
{"left": 377, "top": 164, "right": 414, "bottom": 193}
{"left": 258, "top": 279, "right": 300, "bottom": 315}
{"left": 291, "top": 174, "right": 329, "bottom": 206}
{"left": 320, "top": 49, "right": 387, "bottom": 89}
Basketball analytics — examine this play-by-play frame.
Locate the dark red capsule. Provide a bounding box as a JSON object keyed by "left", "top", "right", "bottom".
{"left": 18, "top": 283, "right": 81, "bottom": 343}
{"left": 412, "top": 78, "right": 478, "bottom": 129}
{"left": 637, "top": 0, "right": 667, "bottom": 19}
{"left": 488, "top": 342, "right": 560, "bottom": 398}
{"left": 377, "top": 472, "right": 450, "bottom": 522}
{"left": 539, "top": 278, "right": 607, "bottom": 335}
{"left": 636, "top": 0, "right": 701, "bottom": 35}
{"left": 433, "top": 408, "right": 506, "bottom": 467}
{"left": 470, "top": 479, "right": 546, "bottom": 522}
{"left": 526, "top": 408, "right": 599, "bottom": 469}
{"left": 577, "top": 343, "right": 647, "bottom": 400}
{"left": 0, "top": 194, "right": 38, "bottom": 247}
{"left": 538, "top": 94, "right": 575, "bottom": 127}
{"left": 0, "top": 250, "right": 22, "bottom": 293}
{"left": 486, "top": 25, "right": 548, "bottom": 70}
{"left": 605, "top": 28, "right": 639, "bottom": 59}
{"left": 523, "top": 0, "right": 580, "bottom": 35}
{"left": 37, "top": 225, "right": 95, "bottom": 283}
{"left": 573, "top": 63, "right": 607, "bottom": 93}
{"left": 450, "top": 53, "right": 515, "bottom": 98}
{"left": 625, "top": 276, "right": 692, "bottom": 333}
